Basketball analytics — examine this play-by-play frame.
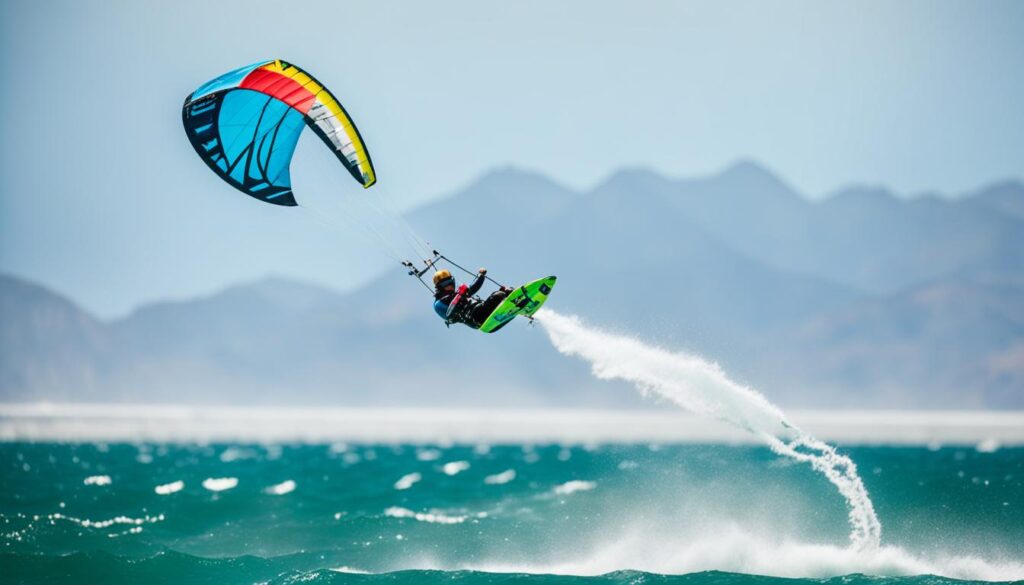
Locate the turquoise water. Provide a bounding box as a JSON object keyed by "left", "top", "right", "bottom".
{"left": 2, "top": 442, "right": 1023, "bottom": 584}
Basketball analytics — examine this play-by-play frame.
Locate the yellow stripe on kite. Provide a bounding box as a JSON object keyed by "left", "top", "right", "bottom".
{"left": 314, "top": 91, "right": 375, "bottom": 187}
{"left": 266, "top": 60, "right": 376, "bottom": 187}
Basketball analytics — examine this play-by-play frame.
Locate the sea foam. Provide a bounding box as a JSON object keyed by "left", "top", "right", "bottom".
{"left": 471, "top": 525, "right": 1024, "bottom": 581}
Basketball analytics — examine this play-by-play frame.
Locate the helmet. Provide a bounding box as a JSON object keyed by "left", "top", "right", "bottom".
{"left": 433, "top": 269, "right": 454, "bottom": 287}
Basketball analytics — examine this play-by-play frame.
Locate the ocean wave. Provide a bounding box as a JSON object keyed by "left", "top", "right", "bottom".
{"left": 329, "top": 566, "right": 371, "bottom": 574}
{"left": 1, "top": 550, "right": 1017, "bottom": 585}
{"left": 468, "top": 525, "right": 1024, "bottom": 582}
{"left": 49, "top": 512, "right": 165, "bottom": 530}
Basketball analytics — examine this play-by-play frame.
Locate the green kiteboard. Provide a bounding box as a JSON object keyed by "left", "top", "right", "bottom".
{"left": 478, "top": 276, "right": 557, "bottom": 333}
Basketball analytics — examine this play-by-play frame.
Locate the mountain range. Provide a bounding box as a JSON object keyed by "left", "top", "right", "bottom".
{"left": 3, "top": 161, "right": 1022, "bottom": 408}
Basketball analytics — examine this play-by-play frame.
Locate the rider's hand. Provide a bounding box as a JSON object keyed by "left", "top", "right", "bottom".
{"left": 478, "top": 268, "right": 487, "bottom": 275}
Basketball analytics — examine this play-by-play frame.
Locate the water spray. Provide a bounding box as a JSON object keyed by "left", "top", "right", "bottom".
{"left": 534, "top": 309, "right": 881, "bottom": 550}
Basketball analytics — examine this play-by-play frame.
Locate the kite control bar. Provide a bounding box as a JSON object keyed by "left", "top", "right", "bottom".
{"left": 402, "top": 249, "right": 509, "bottom": 294}
{"left": 402, "top": 250, "right": 443, "bottom": 279}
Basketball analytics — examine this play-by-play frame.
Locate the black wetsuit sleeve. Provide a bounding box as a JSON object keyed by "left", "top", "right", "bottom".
{"left": 466, "top": 273, "right": 486, "bottom": 297}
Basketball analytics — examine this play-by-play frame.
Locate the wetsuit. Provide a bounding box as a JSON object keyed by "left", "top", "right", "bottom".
{"left": 434, "top": 273, "right": 508, "bottom": 329}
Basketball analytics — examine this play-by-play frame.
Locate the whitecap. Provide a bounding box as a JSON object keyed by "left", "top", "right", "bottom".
{"left": 154, "top": 480, "right": 184, "bottom": 495}
{"left": 265, "top": 480, "right": 296, "bottom": 495}
{"left": 219, "top": 446, "right": 258, "bottom": 462}
{"left": 416, "top": 448, "right": 442, "bottom": 461}
{"left": 976, "top": 437, "right": 1001, "bottom": 453}
{"left": 442, "top": 461, "right": 470, "bottom": 476}
{"left": 384, "top": 506, "right": 467, "bottom": 524}
{"left": 553, "top": 480, "right": 596, "bottom": 495}
{"left": 107, "top": 525, "right": 145, "bottom": 538}
{"left": 83, "top": 475, "right": 111, "bottom": 486}
{"left": 468, "top": 526, "right": 1024, "bottom": 582}
{"left": 51, "top": 512, "right": 165, "bottom": 530}
{"left": 394, "top": 472, "right": 422, "bottom": 490}
{"left": 202, "top": 477, "right": 238, "bottom": 492}
{"left": 484, "top": 469, "right": 516, "bottom": 485}
{"left": 330, "top": 566, "right": 371, "bottom": 574}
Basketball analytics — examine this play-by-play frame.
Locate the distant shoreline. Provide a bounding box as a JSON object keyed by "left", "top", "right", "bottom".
{"left": 2, "top": 403, "right": 1022, "bottom": 446}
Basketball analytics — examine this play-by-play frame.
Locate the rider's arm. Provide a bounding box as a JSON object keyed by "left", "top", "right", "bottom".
{"left": 466, "top": 272, "right": 486, "bottom": 297}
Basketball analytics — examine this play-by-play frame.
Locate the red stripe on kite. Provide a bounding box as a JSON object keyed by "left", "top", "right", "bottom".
{"left": 239, "top": 68, "right": 316, "bottom": 115}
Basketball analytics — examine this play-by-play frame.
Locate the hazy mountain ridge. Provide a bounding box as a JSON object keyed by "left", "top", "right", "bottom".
{"left": 773, "top": 275, "right": 1024, "bottom": 408}
{"left": 2, "top": 162, "right": 1022, "bottom": 408}
{"left": 0, "top": 275, "right": 108, "bottom": 400}
{"left": 648, "top": 163, "right": 1024, "bottom": 295}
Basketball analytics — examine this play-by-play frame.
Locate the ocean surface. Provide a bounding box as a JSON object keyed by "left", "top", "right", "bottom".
{"left": 4, "top": 310, "right": 1022, "bottom": 584}
{"left": 3, "top": 440, "right": 1023, "bottom": 584}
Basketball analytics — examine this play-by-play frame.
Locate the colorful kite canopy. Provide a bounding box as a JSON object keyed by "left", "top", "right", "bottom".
{"left": 182, "top": 60, "right": 375, "bottom": 206}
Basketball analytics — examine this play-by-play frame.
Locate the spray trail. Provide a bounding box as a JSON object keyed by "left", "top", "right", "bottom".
{"left": 535, "top": 309, "right": 881, "bottom": 550}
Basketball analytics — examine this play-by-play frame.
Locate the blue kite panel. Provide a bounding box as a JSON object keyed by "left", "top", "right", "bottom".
{"left": 191, "top": 60, "right": 270, "bottom": 101}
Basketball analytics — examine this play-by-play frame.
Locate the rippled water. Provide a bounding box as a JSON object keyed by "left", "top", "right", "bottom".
{"left": 2, "top": 442, "right": 1022, "bottom": 584}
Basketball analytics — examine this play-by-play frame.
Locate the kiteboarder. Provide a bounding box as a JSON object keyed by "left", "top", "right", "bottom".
{"left": 184, "top": 62, "right": 554, "bottom": 334}
{"left": 433, "top": 269, "right": 510, "bottom": 329}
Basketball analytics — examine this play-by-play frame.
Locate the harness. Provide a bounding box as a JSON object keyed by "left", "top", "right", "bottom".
{"left": 437, "top": 286, "right": 479, "bottom": 327}
{"left": 412, "top": 250, "right": 506, "bottom": 330}
{"left": 446, "top": 284, "right": 469, "bottom": 322}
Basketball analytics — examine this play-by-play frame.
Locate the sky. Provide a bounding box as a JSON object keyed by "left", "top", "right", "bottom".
{"left": 1, "top": 0, "right": 1022, "bottom": 318}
